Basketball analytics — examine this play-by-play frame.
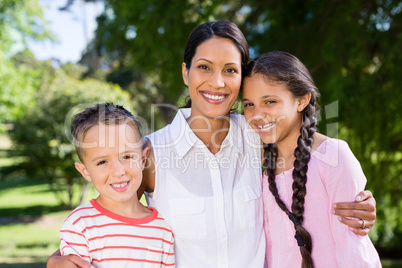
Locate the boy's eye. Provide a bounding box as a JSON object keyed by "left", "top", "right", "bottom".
{"left": 123, "top": 155, "right": 133, "bottom": 160}
{"left": 97, "top": 160, "right": 106, "bottom": 166}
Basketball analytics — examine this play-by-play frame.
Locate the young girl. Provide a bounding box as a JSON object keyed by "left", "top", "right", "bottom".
{"left": 242, "top": 51, "right": 381, "bottom": 267}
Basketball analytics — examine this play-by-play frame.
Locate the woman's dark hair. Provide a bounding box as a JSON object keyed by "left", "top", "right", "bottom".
{"left": 183, "top": 20, "right": 249, "bottom": 108}
{"left": 246, "top": 51, "right": 320, "bottom": 268}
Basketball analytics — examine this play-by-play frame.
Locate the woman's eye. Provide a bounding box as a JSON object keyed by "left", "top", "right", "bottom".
{"left": 198, "top": 65, "right": 209, "bottom": 70}
{"left": 97, "top": 160, "right": 106, "bottom": 166}
{"left": 266, "top": 100, "right": 276, "bottom": 104}
{"left": 226, "top": 68, "right": 238, "bottom": 74}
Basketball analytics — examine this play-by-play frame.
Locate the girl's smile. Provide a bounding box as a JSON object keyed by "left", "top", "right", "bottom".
{"left": 253, "top": 121, "right": 276, "bottom": 133}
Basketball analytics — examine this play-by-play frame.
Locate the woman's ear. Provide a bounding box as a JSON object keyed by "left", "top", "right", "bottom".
{"left": 182, "top": 62, "right": 189, "bottom": 86}
{"left": 298, "top": 92, "right": 312, "bottom": 112}
{"left": 75, "top": 162, "right": 92, "bottom": 182}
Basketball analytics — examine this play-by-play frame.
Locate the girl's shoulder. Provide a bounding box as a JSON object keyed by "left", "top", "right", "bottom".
{"left": 311, "top": 133, "right": 329, "bottom": 152}
{"left": 311, "top": 134, "right": 356, "bottom": 168}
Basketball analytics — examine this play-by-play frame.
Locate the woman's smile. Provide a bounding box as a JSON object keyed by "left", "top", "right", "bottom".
{"left": 200, "top": 90, "right": 228, "bottom": 103}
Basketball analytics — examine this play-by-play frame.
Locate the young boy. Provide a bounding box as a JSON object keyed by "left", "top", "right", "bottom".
{"left": 59, "top": 103, "right": 175, "bottom": 267}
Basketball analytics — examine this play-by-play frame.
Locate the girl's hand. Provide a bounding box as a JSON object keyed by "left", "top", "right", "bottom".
{"left": 332, "top": 190, "right": 376, "bottom": 236}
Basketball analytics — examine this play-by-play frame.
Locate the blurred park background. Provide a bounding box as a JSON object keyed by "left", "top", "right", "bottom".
{"left": 0, "top": 0, "right": 401, "bottom": 266}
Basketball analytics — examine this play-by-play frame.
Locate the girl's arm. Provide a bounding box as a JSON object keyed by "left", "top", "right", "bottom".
{"left": 325, "top": 141, "right": 380, "bottom": 266}
{"left": 332, "top": 190, "right": 376, "bottom": 235}
{"left": 261, "top": 137, "right": 376, "bottom": 236}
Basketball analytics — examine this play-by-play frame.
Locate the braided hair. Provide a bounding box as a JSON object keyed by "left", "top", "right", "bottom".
{"left": 245, "top": 51, "right": 320, "bottom": 268}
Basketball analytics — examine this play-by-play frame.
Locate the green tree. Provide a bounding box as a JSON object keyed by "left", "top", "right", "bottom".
{"left": 0, "top": 0, "right": 53, "bottom": 122}
{"left": 8, "top": 60, "right": 134, "bottom": 209}
{"left": 80, "top": 0, "right": 248, "bottom": 124}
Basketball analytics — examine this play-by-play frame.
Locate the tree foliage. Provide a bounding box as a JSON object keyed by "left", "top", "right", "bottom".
{"left": 7, "top": 55, "right": 134, "bottom": 209}
{"left": 0, "top": 0, "right": 53, "bottom": 121}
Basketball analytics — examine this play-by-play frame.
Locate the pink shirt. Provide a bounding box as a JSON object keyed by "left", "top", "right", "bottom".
{"left": 263, "top": 139, "right": 381, "bottom": 267}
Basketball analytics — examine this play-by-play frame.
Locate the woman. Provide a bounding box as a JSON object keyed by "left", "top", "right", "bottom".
{"left": 47, "top": 20, "right": 376, "bottom": 268}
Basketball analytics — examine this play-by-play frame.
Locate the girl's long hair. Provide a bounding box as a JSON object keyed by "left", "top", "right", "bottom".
{"left": 246, "top": 51, "right": 320, "bottom": 268}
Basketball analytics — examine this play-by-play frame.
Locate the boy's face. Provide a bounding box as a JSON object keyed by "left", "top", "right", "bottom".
{"left": 74, "top": 123, "right": 148, "bottom": 207}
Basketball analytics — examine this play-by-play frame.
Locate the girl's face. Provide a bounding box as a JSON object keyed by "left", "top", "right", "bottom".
{"left": 182, "top": 37, "right": 242, "bottom": 119}
{"left": 242, "top": 73, "right": 307, "bottom": 145}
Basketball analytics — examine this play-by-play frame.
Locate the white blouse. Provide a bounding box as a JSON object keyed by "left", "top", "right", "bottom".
{"left": 146, "top": 108, "right": 265, "bottom": 268}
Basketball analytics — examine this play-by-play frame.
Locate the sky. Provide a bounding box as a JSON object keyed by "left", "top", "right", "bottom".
{"left": 28, "top": 0, "right": 104, "bottom": 63}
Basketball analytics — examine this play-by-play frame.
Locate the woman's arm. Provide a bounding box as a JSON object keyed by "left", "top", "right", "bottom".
{"left": 46, "top": 249, "right": 92, "bottom": 268}
{"left": 332, "top": 190, "right": 376, "bottom": 235}
{"left": 137, "top": 139, "right": 156, "bottom": 199}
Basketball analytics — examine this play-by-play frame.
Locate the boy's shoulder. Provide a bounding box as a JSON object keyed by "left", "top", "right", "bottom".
{"left": 148, "top": 208, "right": 174, "bottom": 231}
{"left": 65, "top": 200, "right": 97, "bottom": 222}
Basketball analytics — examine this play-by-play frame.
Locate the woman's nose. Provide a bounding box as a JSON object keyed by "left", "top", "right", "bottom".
{"left": 209, "top": 71, "right": 225, "bottom": 88}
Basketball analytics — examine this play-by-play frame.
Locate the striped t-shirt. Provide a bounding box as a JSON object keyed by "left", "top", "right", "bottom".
{"left": 60, "top": 199, "right": 175, "bottom": 267}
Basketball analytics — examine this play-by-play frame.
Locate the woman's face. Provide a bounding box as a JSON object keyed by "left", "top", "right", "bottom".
{"left": 242, "top": 74, "right": 305, "bottom": 145}
{"left": 182, "top": 37, "right": 242, "bottom": 119}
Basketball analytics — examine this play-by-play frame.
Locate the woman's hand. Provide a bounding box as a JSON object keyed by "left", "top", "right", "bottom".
{"left": 332, "top": 190, "right": 376, "bottom": 236}
{"left": 47, "top": 250, "right": 93, "bottom": 268}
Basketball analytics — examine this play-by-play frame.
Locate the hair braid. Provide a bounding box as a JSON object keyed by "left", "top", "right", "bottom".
{"left": 248, "top": 51, "right": 320, "bottom": 268}
{"left": 262, "top": 103, "right": 317, "bottom": 268}
{"left": 263, "top": 144, "right": 289, "bottom": 213}
{"left": 290, "top": 102, "right": 317, "bottom": 268}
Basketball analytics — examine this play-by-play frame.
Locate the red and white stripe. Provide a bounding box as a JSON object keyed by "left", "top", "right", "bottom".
{"left": 60, "top": 199, "right": 175, "bottom": 267}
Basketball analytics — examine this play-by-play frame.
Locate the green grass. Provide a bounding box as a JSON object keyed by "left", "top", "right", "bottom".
{"left": 0, "top": 176, "right": 93, "bottom": 266}
{"left": 0, "top": 177, "right": 60, "bottom": 208}
{"left": 0, "top": 211, "right": 67, "bottom": 259}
